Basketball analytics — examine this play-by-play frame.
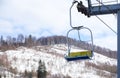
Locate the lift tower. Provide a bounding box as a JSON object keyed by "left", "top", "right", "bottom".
{"left": 77, "top": 0, "right": 120, "bottom": 77}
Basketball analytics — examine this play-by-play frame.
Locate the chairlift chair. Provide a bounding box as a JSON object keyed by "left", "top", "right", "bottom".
{"left": 64, "top": 0, "right": 94, "bottom": 61}
{"left": 64, "top": 26, "right": 94, "bottom": 61}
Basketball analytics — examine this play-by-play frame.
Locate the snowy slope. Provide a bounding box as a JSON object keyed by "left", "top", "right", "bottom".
{"left": 0, "top": 44, "right": 117, "bottom": 78}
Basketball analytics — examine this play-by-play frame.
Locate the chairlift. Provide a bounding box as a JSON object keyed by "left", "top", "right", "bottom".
{"left": 64, "top": 26, "right": 94, "bottom": 61}
{"left": 64, "top": 0, "right": 94, "bottom": 61}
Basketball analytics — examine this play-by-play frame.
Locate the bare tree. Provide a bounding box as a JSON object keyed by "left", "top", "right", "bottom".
{"left": 6, "top": 36, "right": 13, "bottom": 46}
{"left": 25, "top": 35, "right": 35, "bottom": 47}
{"left": 17, "top": 34, "right": 24, "bottom": 44}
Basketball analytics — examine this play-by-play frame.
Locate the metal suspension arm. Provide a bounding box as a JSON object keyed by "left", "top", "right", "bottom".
{"left": 69, "top": 0, "right": 79, "bottom": 28}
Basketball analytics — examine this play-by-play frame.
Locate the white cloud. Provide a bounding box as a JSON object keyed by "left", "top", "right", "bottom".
{"left": 0, "top": 19, "right": 13, "bottom": 34}
{"left": 0, "top": 0, "right": 71, "bottom": 35}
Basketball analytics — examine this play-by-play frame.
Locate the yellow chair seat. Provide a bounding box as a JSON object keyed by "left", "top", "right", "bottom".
{"left": 69, "top": 50, "right": 92, "bottom": 57}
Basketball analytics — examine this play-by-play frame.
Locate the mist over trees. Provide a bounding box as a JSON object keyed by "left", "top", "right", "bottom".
{"left": 0, "top": 34, "right": 116, "bottom": 59}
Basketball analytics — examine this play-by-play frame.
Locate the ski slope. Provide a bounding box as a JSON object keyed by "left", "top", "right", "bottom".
{"left": 0, "top": 44, "right": 117, "bottom": 78}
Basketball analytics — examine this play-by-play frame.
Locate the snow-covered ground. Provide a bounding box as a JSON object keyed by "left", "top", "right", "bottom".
{"left": 0, "top": 44, "right": 117, "bottom": 78}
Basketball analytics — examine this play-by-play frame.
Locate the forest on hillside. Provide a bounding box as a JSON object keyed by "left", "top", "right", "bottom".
{"left": 0, "top": 34, "right": 116, "bottom": 59}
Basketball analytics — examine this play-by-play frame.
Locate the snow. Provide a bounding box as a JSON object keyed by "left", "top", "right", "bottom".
{"left": 93, "top": 52, "right": 117, "bottom": 65}
{"left": 0, "top": 44, "right": 117, "bottom": 78}
{"left": 0, "top": 66, "right": 18, "bottom": 78}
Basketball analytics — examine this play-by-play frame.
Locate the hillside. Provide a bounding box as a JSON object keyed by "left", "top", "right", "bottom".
{"left": 0, "top": 44, "right": 117, "bottom": 78}
{"left": 0, "top": 35, "right": 117, "bottom": 59}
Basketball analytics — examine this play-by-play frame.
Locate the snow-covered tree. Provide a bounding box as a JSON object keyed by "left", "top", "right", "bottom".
{"left": 37, "top": 60, "right": 47, "bottom": 78}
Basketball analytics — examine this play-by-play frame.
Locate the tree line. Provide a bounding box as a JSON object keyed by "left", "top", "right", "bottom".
{"left": 0, "top": 34, "right": 116, "bottom": 58}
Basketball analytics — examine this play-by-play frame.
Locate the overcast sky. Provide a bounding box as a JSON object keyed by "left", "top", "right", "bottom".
{"left": 0, "top": 0, "right": 118, "bottom": 50}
